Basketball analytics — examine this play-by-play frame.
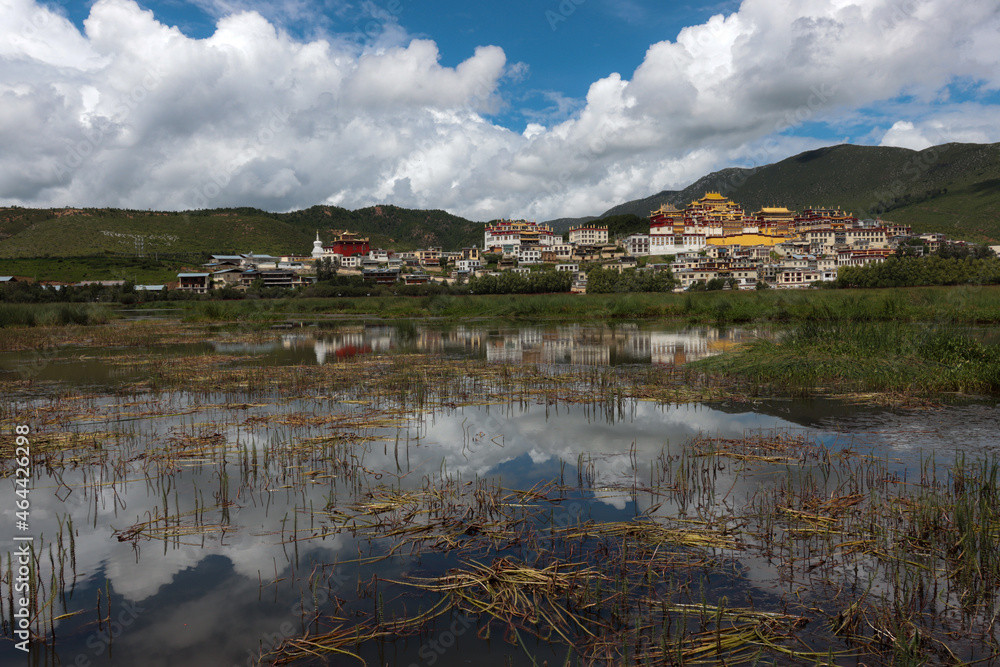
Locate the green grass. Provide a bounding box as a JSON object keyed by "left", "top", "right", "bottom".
{"left": 115, "top": 285, "right": 1000, "bottom": 324}
{"left": 9, "top": 285, "right": 1000, "bottom": 334}
{"left": 692, "top": 320, "right": 1000, "bottom": 395}
{"left": 0, "top": 256, "right": 188, "bottom": 283}
{"left": 0, "top": 209, "right": 313, "bottom": 258}
{"left": 0, "top": 303, "right": 114, "bottom": 327}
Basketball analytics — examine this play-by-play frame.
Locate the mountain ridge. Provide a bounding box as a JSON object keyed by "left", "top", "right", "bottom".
{"left": 2, "top": 141, "right": 999, "bottom": 260}
{"left": 557, "top": 142, "right": 1000, "bottom": 242}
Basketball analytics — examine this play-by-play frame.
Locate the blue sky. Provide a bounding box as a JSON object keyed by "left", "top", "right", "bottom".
{"left": 51, "top": 0, "right": 743, "bottom": 127}
{"left": 1, "top": 0, "right": 998, "bottom": 219}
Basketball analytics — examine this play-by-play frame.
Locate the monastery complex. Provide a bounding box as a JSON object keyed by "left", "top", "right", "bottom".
{"left": 484, "top": 192, "right": 909, "bottom": 258}
{"left": 155, "top": 192, "right": 962, "bottom": 295}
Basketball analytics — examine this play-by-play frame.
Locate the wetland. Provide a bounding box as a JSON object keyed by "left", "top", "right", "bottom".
{"left": 2, "top": 312, "right": 1000, "bottom": 666}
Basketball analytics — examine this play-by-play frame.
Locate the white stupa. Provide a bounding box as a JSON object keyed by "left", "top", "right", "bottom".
{"left": 311, "top": 231, "right": 324, "bottom": 259}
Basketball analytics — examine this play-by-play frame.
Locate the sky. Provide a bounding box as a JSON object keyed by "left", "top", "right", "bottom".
{"left": 1, "top": 0, "right": 999, "bottom": 221}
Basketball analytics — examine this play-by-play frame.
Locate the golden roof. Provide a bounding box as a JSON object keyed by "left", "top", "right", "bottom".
{"left": 651, "top": 203, "right": 681, "bottom": 217}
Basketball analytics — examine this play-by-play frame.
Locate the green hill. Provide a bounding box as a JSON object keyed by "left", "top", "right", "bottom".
{"left": 0, "top": 205, "right": 485, "bottom": 260}
{"left": 587, "top": 143, "right": 1000, "bottom": 242}
{"left": 282, "top": 205, "right": 484, "bottom": 251}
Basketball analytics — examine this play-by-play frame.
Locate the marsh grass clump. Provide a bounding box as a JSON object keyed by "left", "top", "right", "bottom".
{"left": 693, "top": 320, "right": 1000, "bottom": 396}
{"left": 0, "top": 303, "right": 114, "bottom": 328}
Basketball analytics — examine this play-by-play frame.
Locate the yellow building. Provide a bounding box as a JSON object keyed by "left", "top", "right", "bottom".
{"left": 754, "top": 206, "right": 796, "bottom": 222}
{"left": 706, "top": 233, "right": 786, "bottom": 248}
{"left": 753, "top": 206, "right": 796, "bottom": 235}
{"left": 686, "top": 192, "right": 745, "bottom": 224}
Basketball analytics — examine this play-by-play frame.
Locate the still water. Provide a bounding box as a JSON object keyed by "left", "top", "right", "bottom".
{"left": 2, "top": 321, "right": 998, "bottom": 666}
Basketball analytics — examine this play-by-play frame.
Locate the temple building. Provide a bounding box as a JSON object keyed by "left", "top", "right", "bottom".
{"left": 753, "top": 207, "right": 796, "bottom": 236}
{"left": 649, "top": 203, "right": 685, "bottom": 235}
{"left": 684, "top": 192, "right": 746, "bottom": 235}
{"left": 644, "top": 194, "right": 797, "bottom": 251}
{"left": 322, "top": 230, "right": 371, "bottom": 257}
{"left": 483, "top": 219, "right": 557, "bottom": 252}
{"left": 794, "top": 206, "right": 857, "bottom": 233}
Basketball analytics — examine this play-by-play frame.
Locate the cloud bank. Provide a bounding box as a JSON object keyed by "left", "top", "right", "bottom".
{"left": 1, "top": 0, "right": 999, "bottom": 220}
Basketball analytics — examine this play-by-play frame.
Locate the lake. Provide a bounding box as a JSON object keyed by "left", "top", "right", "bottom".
{"left": 2, "top": 320, "right": 999, "bottom": 666}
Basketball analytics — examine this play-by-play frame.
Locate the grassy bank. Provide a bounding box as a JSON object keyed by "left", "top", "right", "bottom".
{"left": 171, "top": 285, "right": 1000, "bottom": 324}
{"left": 5, "top": 285, "right": 1000, "bottom": 327}
{"left": 693, "top": 320, "right": 1000, "bottom": 396}
{"left": 0, "top": 302, "right": 115, "bottom": 327}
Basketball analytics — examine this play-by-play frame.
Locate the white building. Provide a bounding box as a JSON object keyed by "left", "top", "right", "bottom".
{"left": 624, "top": 234, "right": 650, "bottom": 256}
{"left": 568, "top": 226, "right": 609, "bottom": 246}
{"left": 649, "top": 233, "right": 707, "bottom": 255}
{"left": 517, "top": 248, "right": 542, "bottom": 264}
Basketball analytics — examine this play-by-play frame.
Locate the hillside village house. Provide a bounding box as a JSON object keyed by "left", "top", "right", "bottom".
{"left": 541, "top": 244, "right": 574, "bottom": 262}
{"left": 567, "top": 225, "right": 609, "bottom": 246}
{"left": 517, "top": 247, "right": 542, "bottom": 265}
{"left": 210, "top": 268, "right": 243, "bottom": 288}
{"left": 415, "top": 248, "right": 441, "bottom": 268}
{"left": 613, "top": 256, "right": 638, "bottom": 273}
{"left": 177, "top": 273, "right": 211, "bottom": 293}
{"left": 624, "top": 234, "right": 650, "bottom": 256}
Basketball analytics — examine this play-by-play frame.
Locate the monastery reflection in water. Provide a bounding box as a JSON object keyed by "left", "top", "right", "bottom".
{"left": 249, "top": 323, "right": 754, "bottom": 367}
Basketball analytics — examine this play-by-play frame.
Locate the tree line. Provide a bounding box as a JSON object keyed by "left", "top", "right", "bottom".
{"left": 585, "top": 267, "right": 675, "bottom": 293}
{"left": 468, "top": 270, "right": 573, "bottom": 294}
{"left": 837, "top": 255, "right": 1000, "bottom": 288}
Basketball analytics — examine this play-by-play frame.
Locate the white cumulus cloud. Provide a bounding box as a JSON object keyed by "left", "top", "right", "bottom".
{"left": 0, "top": 0, "right": 999, "bottom": 220}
